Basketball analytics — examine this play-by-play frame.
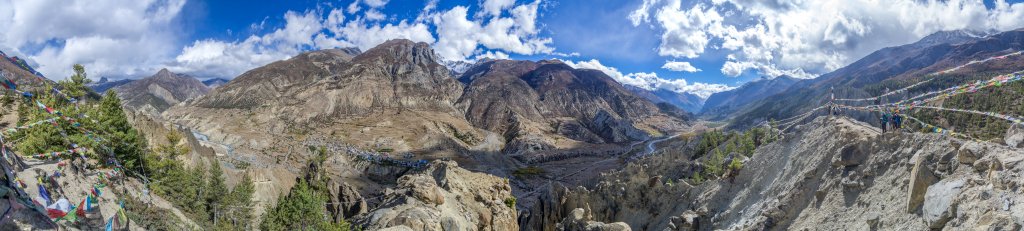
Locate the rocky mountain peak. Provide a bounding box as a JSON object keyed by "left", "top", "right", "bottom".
{"left": 155, "top": 67, "right": 172, "bottom": 76}
{"left": 911, "top": 29, "right": 989, "bottom": 48}
{"left": 354, "top": 39, "right": 442, "bottom": 69}
{"left": 113, "top": 68, "right": 210, "bottom": 114}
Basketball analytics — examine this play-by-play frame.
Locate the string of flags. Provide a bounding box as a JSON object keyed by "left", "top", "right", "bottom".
{"left": 911, "top": 105, "right": 1024, "bottom": 125}
{"left": 883, "top": 71, "right": 1024, "bottom": 107}
{"left": 836, "top": 50, "right": 1023, "bottom": 102}
{"left": 835, "top": 78, "right": 934, "bottom": 102}
{"left": 27, "top": 147, "right": 88, "bottom": 160}
{"left": 902, "top": 114, "right": 980, "bottom": 141}
{"left": 932, "top": 50, "right": 1024, "bottom": 76}
{"left": 2, "top": 117, "right": 60, "bottom": 135}
{"left": 775, "top": 104, "right": 830, "bottom": 130}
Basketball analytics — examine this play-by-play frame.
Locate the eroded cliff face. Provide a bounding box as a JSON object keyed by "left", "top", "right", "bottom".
{"left": 526, "top": 117, "right": 1023, "bottom": 230}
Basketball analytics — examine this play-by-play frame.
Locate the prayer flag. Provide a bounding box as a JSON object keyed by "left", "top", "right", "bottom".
{"left": 1, "top": 77, "right": 16, "bottom": 90}
{"left": 38, "top": 185, "right": 50, "bottom": 204}
{"left": 45, "top": 198, "right": 71, "bottom": 218}
{"left": 62, "top": 202, "right": 78, "bottom": 222}
{"left": 75, "top": 199, "right": 86, "bottom": 217}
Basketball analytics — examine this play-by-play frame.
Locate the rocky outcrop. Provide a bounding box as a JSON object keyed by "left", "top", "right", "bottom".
{"left": 328, "top": 180, "right": 368, "bottom": 221}
{"left": 557, "top": 208, "right": 631, "bottom": 231}
{"left": 923, "top": 179, "right": 963, "bottom": 228}
{"left": 1006, "top": 123, "right": 1023, "bottom": 148}
{"left": 907, "top": 155, "right": 938, "bottom": 213}
{"left": 355, "top": 161, "right": 518, "bottom": 230}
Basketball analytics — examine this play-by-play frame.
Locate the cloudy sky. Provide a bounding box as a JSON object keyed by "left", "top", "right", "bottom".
{"left": 1, "top": 0, "right": 1023, "bottom": 98}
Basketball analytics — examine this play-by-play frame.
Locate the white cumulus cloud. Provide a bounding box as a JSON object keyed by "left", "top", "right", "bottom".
{"left": 662, "top": 61, "right": 700, "bottom": 72}
{"left": 562, "top": 59, "right": 733, "bottom": 98}
{"left": 0, "top": 0, "right": 185, "bottom": 79}
{"left": 430, "top": 0, "right": 554, "bottom": 61}
{"left": 631, "top": 0, "right": 1024, "bottom": 78}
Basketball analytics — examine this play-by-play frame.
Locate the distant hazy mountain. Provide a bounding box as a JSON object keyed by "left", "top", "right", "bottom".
{"left": 700, "top": 75, "right": 799, "bottom": 119}
{"left": 88, "top": 77, "right": 135, "bottom": 93}
{"left": 113, "top": 68, "right": 211, "bottom": 113}
{"left": 624, "top": 85, "right": 705, "bottom": 113}
{"left": 442, "top": 59, "right": 474, "bottom": 76}
{"left": 202, "top": 78, "right": 230, "bottom": 88}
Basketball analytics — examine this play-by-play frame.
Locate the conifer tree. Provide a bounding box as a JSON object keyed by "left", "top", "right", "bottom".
{"left": 98, "top": 90, "right": 147, "bottom": 171}
{"left": 206, "top": 159, "right": 228, "bottom": 220}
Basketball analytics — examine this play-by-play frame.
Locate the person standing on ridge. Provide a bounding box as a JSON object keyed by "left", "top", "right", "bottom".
{"left": 894, "top": 110, "right": 903, "bottom": 131}
{"left": 888, "top": 110, "right": 896, "bottom": 132}
{"left": 829, "top": 86, "right": 836, "bottom": 117}
{"left": 880, "top": 110, "right": 889, "bottom": 133}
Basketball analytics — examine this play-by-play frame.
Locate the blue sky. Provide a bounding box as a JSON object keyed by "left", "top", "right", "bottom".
{"left": 3, "top": 0, "right": 1024, "bottom": 98}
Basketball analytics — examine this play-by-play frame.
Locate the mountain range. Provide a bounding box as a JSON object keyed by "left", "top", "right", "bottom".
{"left": 726, "top": 28, "right": 1024, "bottom": 128}
{"left": 700, "top": 75, "right": 799, "bottom": 119}
{"left": 164, "top": 39, "right": 687, "bottom": 161}
{"left": 624, "top": 85, "right": 706, "bottom": 114}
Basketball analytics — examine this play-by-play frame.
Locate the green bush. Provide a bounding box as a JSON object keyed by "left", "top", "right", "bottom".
{"left": 504, "top": 197, "right": 516, "bottom": 209}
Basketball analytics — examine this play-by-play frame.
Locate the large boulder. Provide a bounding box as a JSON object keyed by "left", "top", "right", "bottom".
{"left": 922, "top": 180, "right": 964, "bottom": 228}
{"left": 1006, "top": 124, "right": 1024, "bottom": 148}
{"left": 956, "top": 142, "right": 986, "bottom": 165}
{"left": 557, "top": 208, "right": 632, "bottom": 231}
{"left": 907, "top": 156, "right": 938, "bottom": 213}
{"left": 832, "top": 143, "right": 868, "bottom": 167}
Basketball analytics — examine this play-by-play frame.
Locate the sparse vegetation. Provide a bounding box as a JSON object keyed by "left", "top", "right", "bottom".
{"left": 691, "top": 124, "right": 778, "bottom": 182}
{"left": 261, "top": 147, "right": 351, "bottom": 231}
{"left": 446, "top": 124, "right": 477, "bottom": 145}
{"left": 513, "top": 166, "right": 546, "bottom": 177}
{"left": 504, "top": 197, "right": 517, "bottom": 209}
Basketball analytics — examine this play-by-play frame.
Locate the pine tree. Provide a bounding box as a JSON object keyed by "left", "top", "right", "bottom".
{"left": 741, "top": 132, "right": 756, "bottom": 157}
{"left": 58, "top": 64, "right": 92, "bottom": 99}
{"left": 260, "top": 179, "right": 349, "bottom": 231}
{"left": 206, "top": 160, "right": 228, "bottom": 221}
{"left": 216, "top": 174, "right": 255, "bottom": 230}
{"left": 98, "top": 91, "right": 147, "bottom": 171}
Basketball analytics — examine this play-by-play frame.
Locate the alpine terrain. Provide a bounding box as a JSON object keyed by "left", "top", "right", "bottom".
{"left": 1, "top": 1, "right": 1023, "bottom": 231}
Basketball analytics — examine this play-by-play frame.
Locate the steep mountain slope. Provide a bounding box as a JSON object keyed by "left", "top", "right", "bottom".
{"left": 113, "top": 68, "right": 211, "bottom": 113}
{"left": 166, "top": 40, "right": 480, "bottom": 164}
{"left": 625, "top": 85, "right": 705, "bottom": 113}
{"left": 0, "top": 50, "right": 51, "bottom": 89}
{"left": 700, "top": 75, "right": 798, "bottom": 118}
{"left": 525, "top": 116, "right": 1023, "bottom": 230}
{"left": 456, "top": 59, "right": 688, "bottom": 154}
{"left": 730, "top": 29, "right": 1024, "bottom": 128}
